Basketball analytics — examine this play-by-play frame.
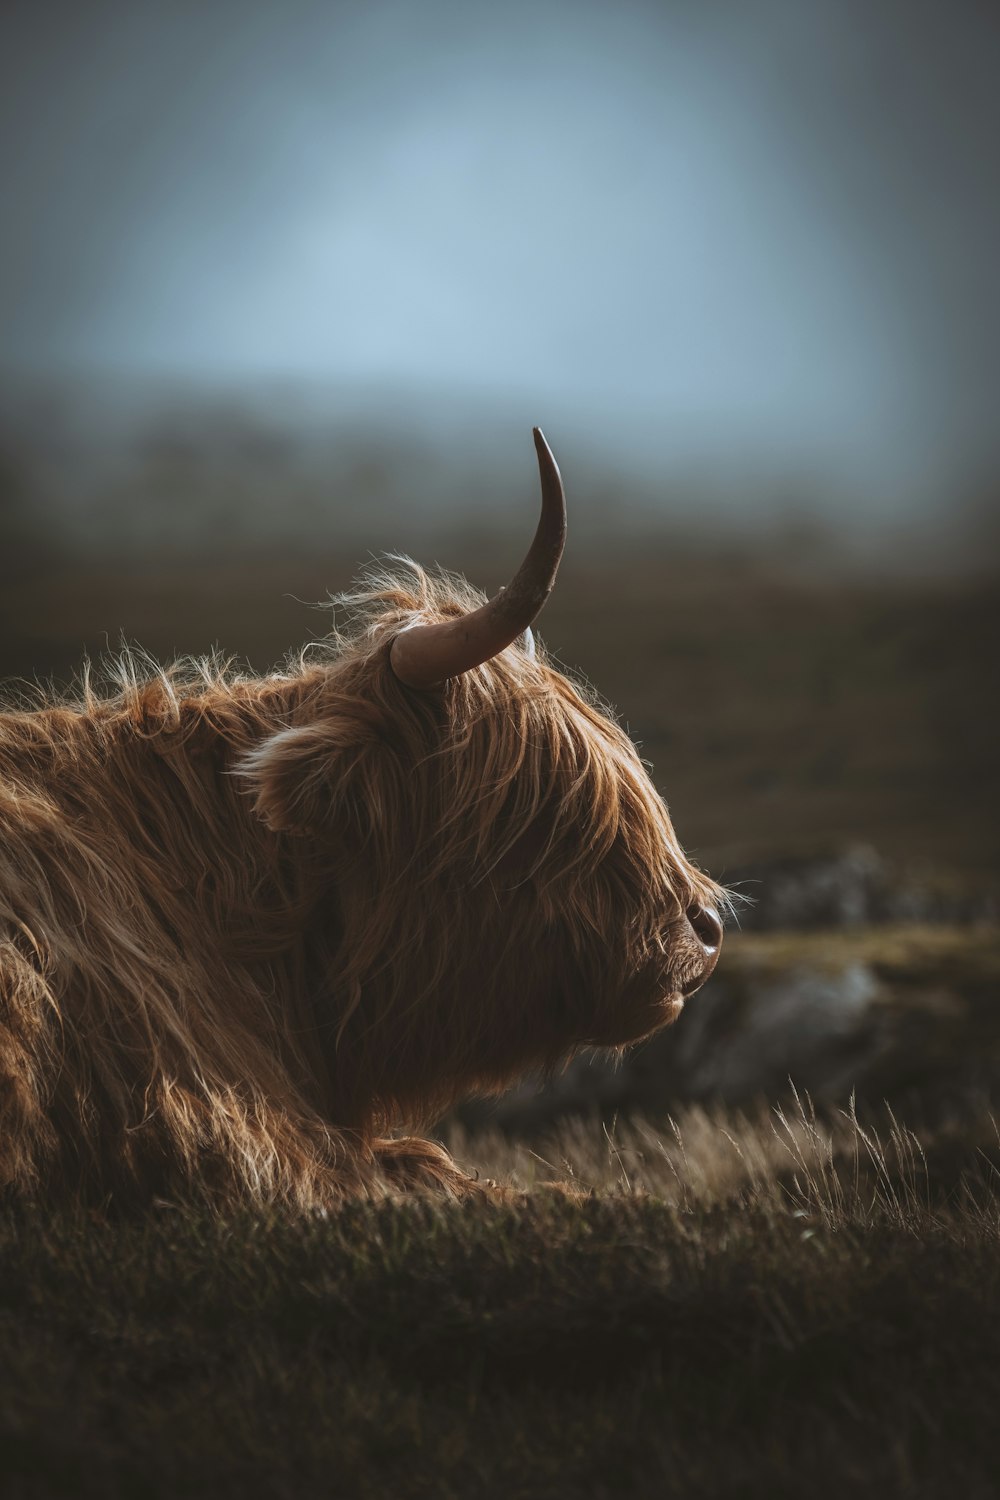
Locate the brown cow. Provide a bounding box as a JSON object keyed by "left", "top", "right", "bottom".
{"left": 0, "top": 430, "right": 723, "bottom": 1209}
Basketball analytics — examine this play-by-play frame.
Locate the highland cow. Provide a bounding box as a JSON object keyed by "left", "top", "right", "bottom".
{"left": 0, "top": 430, "right": 723, "bottom": 1210}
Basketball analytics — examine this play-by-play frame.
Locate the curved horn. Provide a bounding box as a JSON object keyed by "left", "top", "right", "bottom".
{"left": 389, "top": 427, "right": 567, "bottom": 689}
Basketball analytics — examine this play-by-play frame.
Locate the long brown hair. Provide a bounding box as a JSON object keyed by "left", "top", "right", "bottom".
{"left": 0, "top": 560, "right": 723, "bottom": 1209}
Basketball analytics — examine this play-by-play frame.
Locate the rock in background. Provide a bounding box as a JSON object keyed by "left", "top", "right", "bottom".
{"left": 724, "top": 845, "right": 998, "bottom": 930}
{"left": 456, "top": 854, "right": 1000, "bottom": 1135}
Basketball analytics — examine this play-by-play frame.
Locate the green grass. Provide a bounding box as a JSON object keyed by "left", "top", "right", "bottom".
{"left": 723, "top": 923, "right": 1000, "bottom": 973}
{"left": 3, "top": 1104, "right": 1000, "bottom": 1498}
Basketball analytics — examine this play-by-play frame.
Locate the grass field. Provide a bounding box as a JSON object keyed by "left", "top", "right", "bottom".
{"left": 2, "top": 1101, "right": 999, "bottom": 1499}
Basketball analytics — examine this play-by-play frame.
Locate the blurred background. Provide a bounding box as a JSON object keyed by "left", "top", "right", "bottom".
{"left": 2, "top": 0, "right": 998, "bottom": 1129}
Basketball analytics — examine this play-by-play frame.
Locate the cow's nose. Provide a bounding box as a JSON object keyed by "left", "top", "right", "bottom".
{"left": 687, "top": 901, "right": 723, "bottom": 954}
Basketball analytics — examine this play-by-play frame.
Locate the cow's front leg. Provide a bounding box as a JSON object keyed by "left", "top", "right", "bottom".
{"left": 371, "top": 1134, "right": 507, "bottom": 1200}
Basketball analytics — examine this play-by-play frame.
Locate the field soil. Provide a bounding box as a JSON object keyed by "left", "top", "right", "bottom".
{"left": 2, "top": 1107, "right": 999, "bottom": 1500}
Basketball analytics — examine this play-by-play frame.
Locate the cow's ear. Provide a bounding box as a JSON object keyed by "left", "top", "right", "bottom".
{"left": 240, "top": 715, "right": 393, "bottom": 838}
{"left": 240, "top": 723, "right": 346, "bottom": 834}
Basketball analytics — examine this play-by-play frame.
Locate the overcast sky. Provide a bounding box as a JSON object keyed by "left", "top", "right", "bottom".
{"left": 2, "top": 0, "right": 998, "bottom": 506}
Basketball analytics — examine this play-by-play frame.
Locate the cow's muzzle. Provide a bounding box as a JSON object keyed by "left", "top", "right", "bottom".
{"left": 680, "top": 902, "right": 723, "bottom": 995}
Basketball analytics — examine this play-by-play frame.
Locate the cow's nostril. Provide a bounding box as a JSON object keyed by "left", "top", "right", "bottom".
{"left": 687, "top": 902, "right": 723, "bottom": 952}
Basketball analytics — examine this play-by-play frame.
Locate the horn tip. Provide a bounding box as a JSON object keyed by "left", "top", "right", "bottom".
{"left": 532, "top": 426, "right": 558, "bottom": 468}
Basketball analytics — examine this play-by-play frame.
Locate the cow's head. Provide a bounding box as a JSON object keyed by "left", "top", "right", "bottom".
{"left": 241, "top": 431, "right": 724, "bottom": 1123}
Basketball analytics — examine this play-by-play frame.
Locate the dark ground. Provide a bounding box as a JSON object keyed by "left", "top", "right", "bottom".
{"left": 2, "top": 1128, "right": 1000, "bottom": 1500}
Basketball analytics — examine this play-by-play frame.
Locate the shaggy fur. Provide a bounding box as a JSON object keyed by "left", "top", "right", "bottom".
{"left": 0, "top": 561, "right": 724, "bottom": 1210}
